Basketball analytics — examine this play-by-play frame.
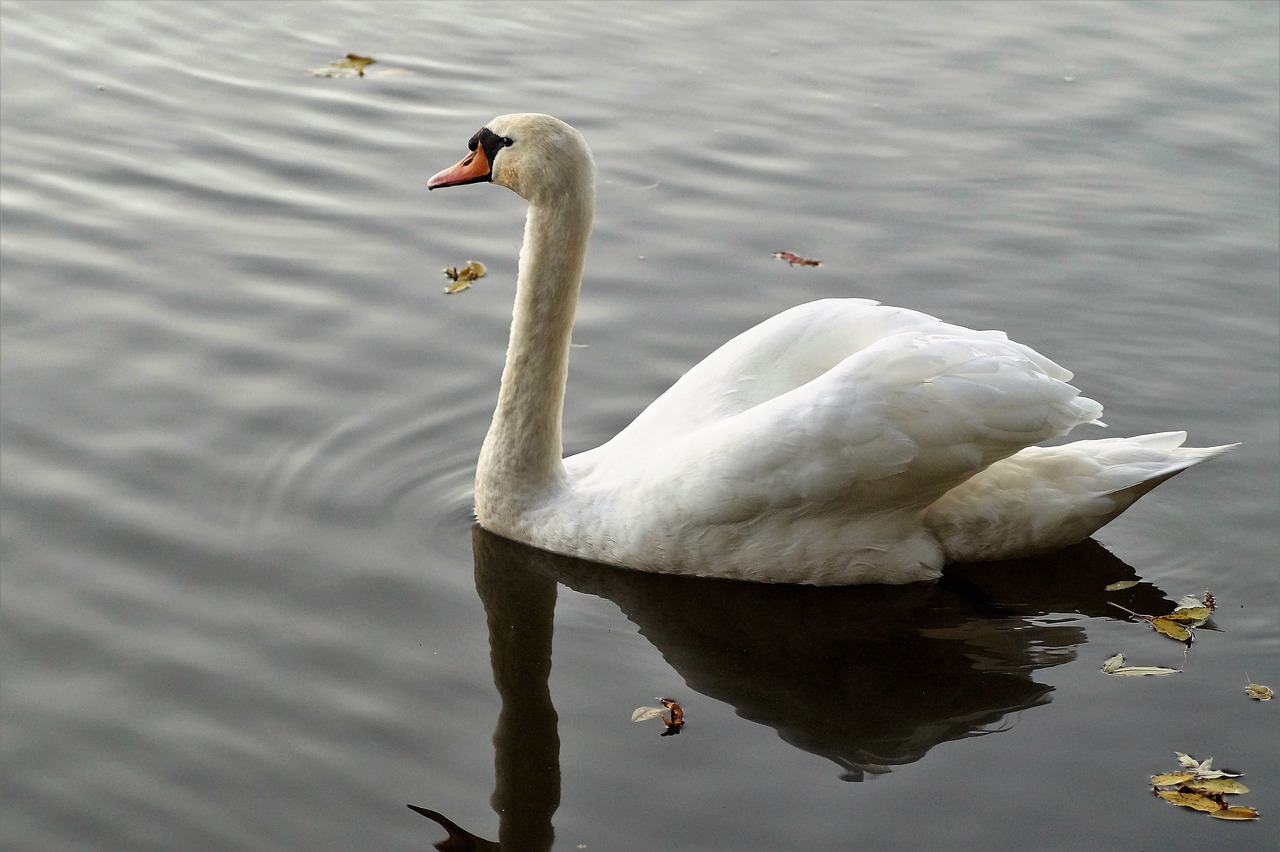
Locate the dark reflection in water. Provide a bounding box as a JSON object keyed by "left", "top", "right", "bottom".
{"left": 412, "top": 530, "right": 1175, "bottom": 849}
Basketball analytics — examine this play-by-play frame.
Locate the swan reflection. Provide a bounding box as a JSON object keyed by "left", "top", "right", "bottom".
{"left": 411, "top": 529, "right": 1175, "bottom": 848}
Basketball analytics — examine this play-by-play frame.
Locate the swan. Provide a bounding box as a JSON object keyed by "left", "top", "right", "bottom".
{"left": 428, "top": 113, "right": 1236, "bottom": 585}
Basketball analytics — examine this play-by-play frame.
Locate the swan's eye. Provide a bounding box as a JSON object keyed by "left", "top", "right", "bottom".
{"left": 501, "top": 136, "right": 514, "bottom": 147}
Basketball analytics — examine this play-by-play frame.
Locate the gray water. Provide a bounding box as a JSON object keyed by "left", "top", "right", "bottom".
{"left": 3, "top": 2, "right": 1277, "bottom": 849}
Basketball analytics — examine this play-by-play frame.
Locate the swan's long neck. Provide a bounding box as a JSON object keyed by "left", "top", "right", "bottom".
{"left": 476, "top": 184, "right": 594, "bottom": 518}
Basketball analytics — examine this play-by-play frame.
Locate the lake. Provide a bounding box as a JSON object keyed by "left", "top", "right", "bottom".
{"left": 2, "top": 1, "right": 1277, "bottom": 849}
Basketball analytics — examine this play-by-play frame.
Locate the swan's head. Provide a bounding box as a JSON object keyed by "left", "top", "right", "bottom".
{"left": 427, "top": 113, "right": 595, "bottom": 204}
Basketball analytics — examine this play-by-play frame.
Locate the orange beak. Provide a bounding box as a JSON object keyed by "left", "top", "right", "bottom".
{"left": 428, "top": 143, "right": 493, "bottom": 190}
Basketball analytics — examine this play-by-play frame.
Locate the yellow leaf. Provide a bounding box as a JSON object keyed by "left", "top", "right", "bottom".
{"left": 1245, "top": 682, "right": 1273, "bottom": 701}
{"left": 1149, "top": 616, "right": 1193, "bottom": 642}
{"left": 1154, "top": 789, "right": 1222, "bottom": 813}
{"left": 1209, "top": 806, "right": 1259, "bottom": 820}
{"left": 443, "top": 279, "right": 471, "bottom": 294}
{"left": 1104, "top": 580, "right": 1139, "bottom": 591}
{"left": 1164, "top": 605, "right": 1212, "bottom": 626}
{"left": 1186, "top": 777, "right": 1250, "bottom": 795}
{"left": 1150, "top": 771, "right": 1198, "bottom": 786}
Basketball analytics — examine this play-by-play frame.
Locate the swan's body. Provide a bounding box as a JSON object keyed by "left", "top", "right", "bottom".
{"left": 428, "top": 113, "right": 1235, "bottom": 585}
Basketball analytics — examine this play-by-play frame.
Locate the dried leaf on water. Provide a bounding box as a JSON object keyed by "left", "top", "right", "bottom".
{"left": 1164, "top": 592, "right": 1215, "bottom": 626}
{"left": 772, "top": 250, "right": 821, "bottom": 267}
{"left": 337, "top": 53, "right": 376, "bottom": 68}
{"left": 1151, "top": 752, "right": 1258, "bottom": 820}
{"left": 658, "top": 697, "right": 685, "bottom": 736}
{"left": 1173, "top": 753, "right": 1241, "bottom": 778}
{"left": 1155, "top": 788, "right": 1225, "bottom": 813}
{"left": 442, "top": 261, "right": 487, "bottom": 294}
{"left": 1104, "top": 579, "right": 1140, "bottom": 591}
{"left": 308, "top": 52, "right": 377, "bottom": 77}
{"left": 1210, "top": 806, "right": 1261, "bottom": 820}
{"left": 1101, "top": 652, "right": 1180, "bottom": 676}
{"left": 631, "top": 697, "right": 686, "bottom": 736}
{"left": 1187, "top": 777, "right": 1251, "bottom": 795}
{"left": 1150, "top": 771, "right": 1199, "bottom": 786}
{"left": 1107, "top": 596, "right": 1208, "bottom": 645}
{"left": 1149, "top": 615, "right": 1194, "bottom": 643}
{"left": 1111, "top": 664, "right": 1181, "bottom": 677}
{"left": 1244, "top": 681, "right": 1273, "bottom": 701}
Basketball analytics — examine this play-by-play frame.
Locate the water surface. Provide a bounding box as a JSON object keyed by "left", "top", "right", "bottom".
{"left": 3, "top": 2, "right": 1277, "bottom": 849}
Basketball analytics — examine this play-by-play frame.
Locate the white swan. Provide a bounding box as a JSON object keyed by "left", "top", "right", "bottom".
{"left": 428, "top": 113, "right": 1236, "bottom": 585}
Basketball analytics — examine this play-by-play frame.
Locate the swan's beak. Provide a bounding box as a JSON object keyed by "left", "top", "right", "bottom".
{"left": 428, "top": 144, "right": 493, "bottom": 190}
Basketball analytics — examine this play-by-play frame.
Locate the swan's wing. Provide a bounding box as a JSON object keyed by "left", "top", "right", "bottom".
{"left": 589, "top": 299, "right": 1081, "bottom": 456}
{"left": 571, "top": 309, "right": 1102, "bottom": 525}
{"left": 593, "top": 299, "right": 908, "bottom": 453}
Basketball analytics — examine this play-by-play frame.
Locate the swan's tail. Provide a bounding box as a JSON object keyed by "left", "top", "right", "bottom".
{"left": 921, "top": 432, "right": 1238, "bottom": 564}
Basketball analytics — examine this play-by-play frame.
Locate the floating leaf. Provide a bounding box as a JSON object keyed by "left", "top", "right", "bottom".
{"left": 308, "top": 53, "right": 377, "bottom": 78}
{"left": 1155, "top": 788, "right": 1223, "bottom": 813}
{"left": 1210, "top": 806, "right": 1260, "bottom": 820}
{"left": 630, "top": 706, "right": 666, "bottom": 723}
{"left": 1104, "top": 579, "right": 1139, "bottom": 591}
{"left": 1177, "top": 591, "right": 1215, "bottom": 612}
{"left": 1166, "top": 592, "right": 1215, "bottom": 626}
{"left": 1244, "top": 681, "right": 1273, "bottom": 701}
{"left": 1149, "top": 615, "right": 1193, "bottom": 643}
{"left": 1151, "top": 754, "right": 1258, "bottom": 819}
{"left": 1109, "top": 664, "right": 1181, "bottom": 677}
{"left": 1101, "top": 652, "right": 1126, "bottom": 673}
{"left": 442, "top": 261, "right": 487, "bottom": 294}
{"left": 632, "top": 698, "right": 685, "bottom": 735}
{"left": 1107, "top": 595, "right": 1212, "bottom": 643}
{"left": 1101, "top": 652, "right": 1180, "bottom": 676}
{"left": 772, "top": 250, "right": 821, "bottom": 267}
{"left": 335, "top": 53, "right": 376, "bottom": 68}
{"left": 1151, "top": 771, "right": 1199, "bottom": 786}
{"left": 1170, "top": 753, "right": 1242, "bottom": 779}
{"left": 1165, "top": 605, "right": 1211, "bottom": 626}
{"left": 1187, "top": 777, "right": 1250, "bottom": 795}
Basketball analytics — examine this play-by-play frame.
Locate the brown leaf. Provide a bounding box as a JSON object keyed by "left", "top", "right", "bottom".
{"left": 772, "top": 250, "right": 821, "bottom": 267}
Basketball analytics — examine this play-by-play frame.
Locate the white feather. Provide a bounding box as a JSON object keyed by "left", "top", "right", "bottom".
{"left": 431, "top": 114, "right": 1237, "bottom": 585}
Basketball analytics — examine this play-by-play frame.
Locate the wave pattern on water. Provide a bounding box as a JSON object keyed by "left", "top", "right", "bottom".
{"left": 3, "top": 2, "right": 1277, "bottom": 850}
